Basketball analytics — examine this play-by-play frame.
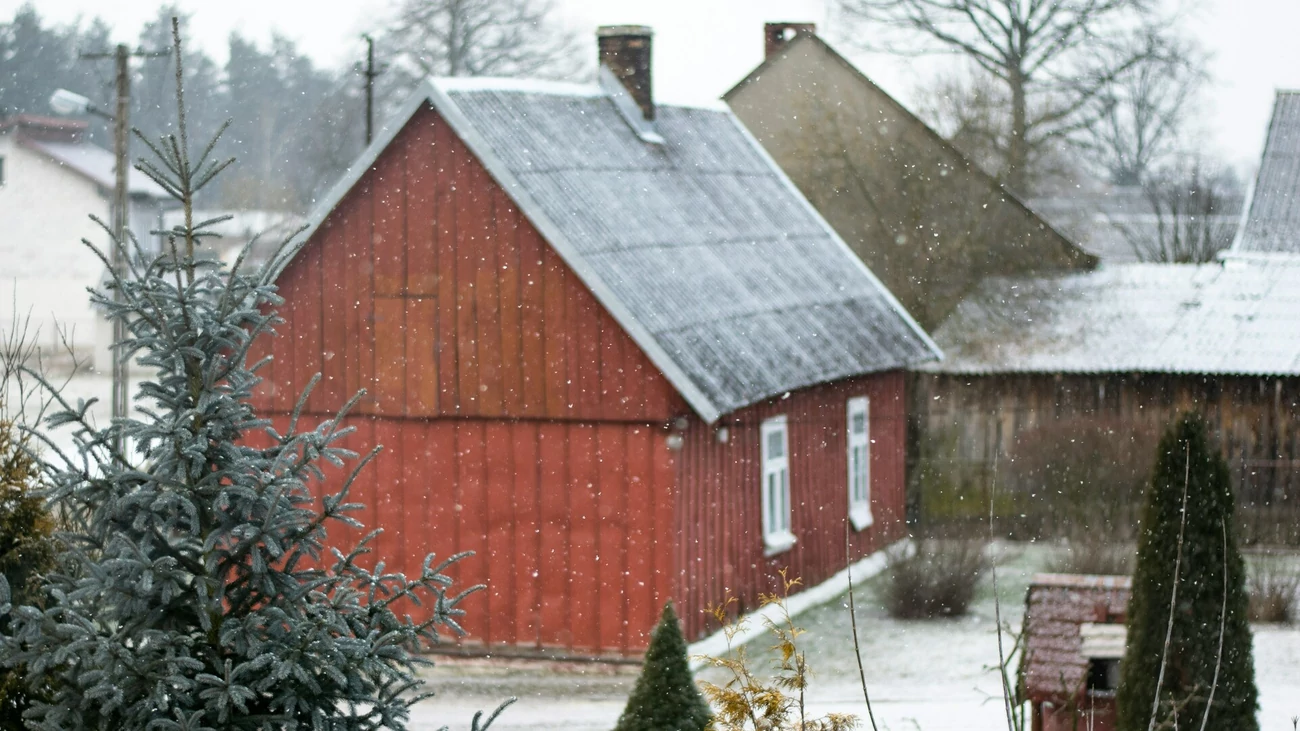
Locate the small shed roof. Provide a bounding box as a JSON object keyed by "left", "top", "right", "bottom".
{"left": 1235, "top": 91, "right": 1300, "bottom": 254}
{"left": 923, "top": 258, "right": 1300, "bottom": 376}
{"left": 276, "top": 77, "right": 939, "bottom": 422}
{"left": 1022, "top": 574, "right": 1131, "bottom": 704}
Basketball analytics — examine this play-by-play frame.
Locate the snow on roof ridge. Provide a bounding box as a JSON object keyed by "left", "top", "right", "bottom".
{"left": 430, "top": 75, "right": 730, "bottom": 112}
{"left": 431, "top": 76, "right": 603, "bottom": 97}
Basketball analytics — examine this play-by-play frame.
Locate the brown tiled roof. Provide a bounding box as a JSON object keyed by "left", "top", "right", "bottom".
{"left": 1022, "top": 574, "right": 1131, "bottom": 704}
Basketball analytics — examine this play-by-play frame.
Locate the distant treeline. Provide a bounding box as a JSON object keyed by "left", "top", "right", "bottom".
{"left": 1, "top": 4, "right": 366, "bottom": 212}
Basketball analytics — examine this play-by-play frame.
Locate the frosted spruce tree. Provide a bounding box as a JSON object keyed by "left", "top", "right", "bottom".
{"left": 0, "top": 19, "right": 509, "bottom": 731}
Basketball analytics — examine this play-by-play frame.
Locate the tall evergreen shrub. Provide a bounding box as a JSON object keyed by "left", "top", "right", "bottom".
{"left": 1116, "top": 414, "right": 1258, "bottom": 731}
{"left": 0, "top": 20, "right": 507, "bottom": 730}
{"left": 614, "top": 602, "right": 712, "bottom": 731}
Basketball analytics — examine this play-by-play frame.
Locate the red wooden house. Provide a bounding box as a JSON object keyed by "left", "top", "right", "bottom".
{"left": 251, "top": 26, "right": 939, "bottom": 659}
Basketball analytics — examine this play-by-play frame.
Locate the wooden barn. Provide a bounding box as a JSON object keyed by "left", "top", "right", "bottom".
{"left": 913, "top": 91, "right": 1300, "bottom": 544}
{"left": 249, "top": 26, "right": 940, "bottom": 659}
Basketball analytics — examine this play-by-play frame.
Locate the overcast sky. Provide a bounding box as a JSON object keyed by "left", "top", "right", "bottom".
{"left": 5, "top": 0, "right": 1298, "bottom": 172}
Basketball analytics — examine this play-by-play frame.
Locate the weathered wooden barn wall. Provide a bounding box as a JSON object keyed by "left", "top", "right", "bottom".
{"left": 249, "top": 103, "right": 690, "bottom": 657}
{"left": 913, "top": 372, "right": 1300, "bottom": 543}
{"left": 675, "top": 370, "right": 909, "bottom": 641}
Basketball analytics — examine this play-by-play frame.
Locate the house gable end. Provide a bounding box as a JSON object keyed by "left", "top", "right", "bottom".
{"left": 254, "top": 103, "right": 686, "bottom": 423}
{"left": 725, "top": 33, "right": 1095, "bottom": 330}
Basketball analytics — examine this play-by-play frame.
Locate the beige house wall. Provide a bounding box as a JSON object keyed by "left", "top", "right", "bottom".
{"left": 726, "top": 35, "right": 1094, "bottom": 330}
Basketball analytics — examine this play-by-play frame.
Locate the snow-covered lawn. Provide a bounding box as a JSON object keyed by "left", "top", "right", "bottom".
{"left": 409, "top": 544, "right": 1300, "bottom": 730}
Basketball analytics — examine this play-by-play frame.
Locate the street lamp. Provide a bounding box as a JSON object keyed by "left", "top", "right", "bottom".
{"left": 49, "top": 88, "right": 102, "bottom": 118}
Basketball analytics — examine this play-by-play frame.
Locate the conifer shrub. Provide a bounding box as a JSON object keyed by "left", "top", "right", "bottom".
{"left": 1116, "top": 414, "right": 1258, "bottom": 731}
{"left": 0, "top": 21, "right": 508, "bottom": 730}
{"left": 614, "top": 602, "right": 712, "bottom": 731}
{"left": 0, "top": 408, "right": 56, "bottom": 726}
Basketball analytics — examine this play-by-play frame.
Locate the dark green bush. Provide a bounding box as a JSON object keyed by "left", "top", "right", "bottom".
{"left": 614, "top": 602, "right": 711, "bottom": 731}
{"left": 1117, "top": 414, "right": 1258, "bottom": 731}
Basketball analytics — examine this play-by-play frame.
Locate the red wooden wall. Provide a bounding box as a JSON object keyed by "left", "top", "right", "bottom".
{"left": 674, "top": 370, "right": 909, "bottom": 641}
{"left": 249, "top": 102, "right": 687, "bottom": 656}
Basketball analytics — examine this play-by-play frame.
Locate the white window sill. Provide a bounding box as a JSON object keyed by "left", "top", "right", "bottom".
{"left": 849, "top": 506, "right": 874, "bottom": 532}
{"left": 763, "top": 531, "right": 797, "bottom": 557}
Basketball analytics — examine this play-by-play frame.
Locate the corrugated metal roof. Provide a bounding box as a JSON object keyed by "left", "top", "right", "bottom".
{"left": 1235, "top": 91, "right": 1300, "bottom": 254}
{"left": 25, "top": 138, "right": 170, "bottom": 199}
{"left": 923, "top": 258, "right": 1300, "bottom": 376}
{"left": 278, "top": 78, "right": 938, "bottom": 421}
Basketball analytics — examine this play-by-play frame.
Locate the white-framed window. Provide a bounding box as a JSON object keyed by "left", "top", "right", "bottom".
{"left": 847, "top": 396, "right": 872, "bottom": 530}
{"left": 761, "top": 415, "right": 795, "bottom": 555}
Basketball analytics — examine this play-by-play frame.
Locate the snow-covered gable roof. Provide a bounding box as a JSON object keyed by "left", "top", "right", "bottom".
{"left": 924, "top": 258, "right": 1300, "bottom": 376}
{"left": 277, "top": 77, "right": 939, "bottom": 422}
{"left": 1235, "top": 91, "right": 1300, "bottom": 254}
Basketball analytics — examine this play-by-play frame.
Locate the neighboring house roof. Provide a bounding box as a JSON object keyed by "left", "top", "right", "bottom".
{"left": 24, "top": 138, "right": 170, "bottom": 200}
{"left": 923, "top": 258, "right": 1300, "bottom": 376}
{"left": 1235, "top": 91, "right": 1300, "bottom": 254}
{"left": 1022, "top": 574, "right": 1131, "bottom": 704}
{"left": 724, "top": 31, "right": 1092, "bottom": 267}
{"left": 275, "top": 77, "right": 940, "bottom": 423}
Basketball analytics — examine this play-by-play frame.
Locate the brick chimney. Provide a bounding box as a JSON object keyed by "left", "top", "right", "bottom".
{"left": 598, "top": 25, "right": 654, "bottom": 121}
{"left": 764, "top": 22, "right": 816, "bottom": 59}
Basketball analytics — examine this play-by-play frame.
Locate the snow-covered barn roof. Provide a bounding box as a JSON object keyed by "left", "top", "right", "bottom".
{"left": 1234, "top": 91, "right": 1300, "bottom": 254}
{"left": 923, "top": 258, "right": 1300, "bottom": 376}
{"left": 276, "top": 76, "right": 939, "bottom": 422}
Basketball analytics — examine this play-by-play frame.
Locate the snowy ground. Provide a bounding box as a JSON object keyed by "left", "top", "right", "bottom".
{"left": 410, "top": 544, "right": 1300, "bottom": 730}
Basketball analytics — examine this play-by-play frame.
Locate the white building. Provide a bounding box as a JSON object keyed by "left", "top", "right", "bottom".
{"left": 0, "top": 114, "right": 170, "bottom": 372}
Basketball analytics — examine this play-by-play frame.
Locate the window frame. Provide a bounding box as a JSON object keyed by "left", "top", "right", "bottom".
{"left": 760, "top": 415, "right": 795, "bottom": 555}
{"left": 847, "top": 396, "right": 872, "bottom": 530}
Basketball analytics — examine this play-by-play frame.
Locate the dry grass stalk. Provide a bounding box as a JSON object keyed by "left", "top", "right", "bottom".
{"left": 1246, "top": 552, "right": 1299, "bottom": 624}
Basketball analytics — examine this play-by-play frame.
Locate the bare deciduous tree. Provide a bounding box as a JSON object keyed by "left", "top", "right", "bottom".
{"left": 840, "top": 0, "right": 1176, "bottom": 194}
{"left": 1083, "top": 37, "right": 1206, "bottom": 186}
{"left": 382, "top": 0, "right": 584, "bottom": 86}
{"left": 1114, "top": 160, "right": 1241, "bottom": 263}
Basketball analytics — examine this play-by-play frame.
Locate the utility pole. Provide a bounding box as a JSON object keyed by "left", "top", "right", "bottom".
{"left": 361, "top": 35, "right": 385, "bottom": 146}
{"left": 79, "top": 43, "right": 168, "bottom": 451}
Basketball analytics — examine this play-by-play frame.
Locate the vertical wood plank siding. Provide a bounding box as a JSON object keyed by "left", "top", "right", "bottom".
{"left": 674, "top": 371, "right": 909, "bottom": 641}
{"left": 248, "top": 103, "right": 687, "bottom": 656}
